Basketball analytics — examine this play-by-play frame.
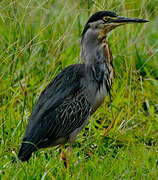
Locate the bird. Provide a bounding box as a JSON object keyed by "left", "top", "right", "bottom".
{"left": 18, "top": 11, "right": 148, "bottom": 165}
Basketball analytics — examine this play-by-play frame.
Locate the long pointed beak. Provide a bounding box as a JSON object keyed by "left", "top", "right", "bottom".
{"left": 110, "top": 16, "right": 149, "bottom": 24}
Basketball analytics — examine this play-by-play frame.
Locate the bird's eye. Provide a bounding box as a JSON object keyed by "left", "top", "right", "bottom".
{"left": 103, "top": 16, "right": 110, "bottom": 21}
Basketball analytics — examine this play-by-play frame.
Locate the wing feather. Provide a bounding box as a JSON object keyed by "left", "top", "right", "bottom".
{"left": 21, "top": 64, "right": 91, "bottom": 149}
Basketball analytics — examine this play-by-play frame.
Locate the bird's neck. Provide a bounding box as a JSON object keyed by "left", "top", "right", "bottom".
{"left": 81, "top": 33, "right": 114, "bottom": 86}
{"left": 100, "top": 38, "right": 113, "bottom": 66}
{"left": 81, "top": 34, "right": 113, "bottom": 68}
{"left": 80, "top": 31, "right": 98, "bottom": 64}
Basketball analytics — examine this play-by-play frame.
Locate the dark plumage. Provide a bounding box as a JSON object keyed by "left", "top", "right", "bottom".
{"left": 18, "top": 11, "right": 148, "bottom": 163}
{"left": 18, "top": 64, "right": 92, "bottom": 161}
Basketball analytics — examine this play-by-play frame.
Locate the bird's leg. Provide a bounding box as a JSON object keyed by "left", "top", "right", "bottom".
{"left": 61, "top": 134, "right": 76, "bottom": 169}
{"left": 102, "top": 112, "right": 119, "bottom": 136}
{"left": 63, "top": 135, "right": 75, "bottom": 169}
{"left": 102, "top": 118, "right": 115, "bottom": 136}
{"left": 68, "top": 138, "right": 74, "bottom": 154}
{"left": 61, "top": 145, "right": 69, "bottom": 169}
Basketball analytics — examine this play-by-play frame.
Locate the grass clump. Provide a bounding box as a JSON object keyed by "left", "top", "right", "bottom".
{"left": 0, "top": 0, "right": 158, "bottom": 179}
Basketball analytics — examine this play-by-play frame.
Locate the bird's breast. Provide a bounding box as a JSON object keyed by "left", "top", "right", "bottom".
{"left": 92, "top": 81, "right": 107, "bottom": 113}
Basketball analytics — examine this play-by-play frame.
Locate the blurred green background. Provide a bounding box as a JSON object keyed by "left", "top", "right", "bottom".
{"left": 0, "top": 0, "right": 158, "bottom": 179}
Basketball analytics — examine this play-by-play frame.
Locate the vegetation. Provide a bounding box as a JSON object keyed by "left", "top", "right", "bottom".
{"left": 0, "top": 0, "right": 158, "bottom": 179}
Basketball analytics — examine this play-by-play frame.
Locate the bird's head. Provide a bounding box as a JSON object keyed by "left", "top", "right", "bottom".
{"left": 81, "top": 11, "right": 148, "bottom": 41}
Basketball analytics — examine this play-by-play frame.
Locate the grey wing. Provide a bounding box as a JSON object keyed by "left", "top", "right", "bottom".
{"left": 43, "top": 89, "right": 91, "bottom": 145}
{"left": 18, "top": 64, "right": 91, "bottom": 161}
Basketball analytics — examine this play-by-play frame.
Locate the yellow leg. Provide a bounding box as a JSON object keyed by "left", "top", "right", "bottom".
{"left": 61, "top": 145, "right": 69, "bottom": 169}
{"left": 102, "top": 112, "right": 119, "bottom": 136}
{"left": 60, "top": 144, "right": 72, "bottom": 169}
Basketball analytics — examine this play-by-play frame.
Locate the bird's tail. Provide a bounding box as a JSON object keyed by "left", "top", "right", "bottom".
{"left": 18, "top": 141, "right": 37, "bottom": 162}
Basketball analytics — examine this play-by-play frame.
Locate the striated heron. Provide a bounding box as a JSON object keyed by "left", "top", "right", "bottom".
{"left": 18, "top": 11, "right": 148, "bottom": 166}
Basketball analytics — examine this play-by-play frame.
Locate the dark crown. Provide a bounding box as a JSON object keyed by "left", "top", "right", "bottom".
{"left": 86, "top": 11, "right": 118, "bottom": 24}
{"left": 81, "top": 11, "right": 118, "bottom": 39}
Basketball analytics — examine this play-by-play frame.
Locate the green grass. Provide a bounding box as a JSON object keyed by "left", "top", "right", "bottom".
{"left": 0, "top": 0, "right": 158, "bottom": 179}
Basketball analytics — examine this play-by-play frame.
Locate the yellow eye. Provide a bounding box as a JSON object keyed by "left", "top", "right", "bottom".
{"left": 103, "top": 16, "right": 116, "bottom": 21}
{"left": 103, "top": 16, "right": 110, "bottom": 21}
